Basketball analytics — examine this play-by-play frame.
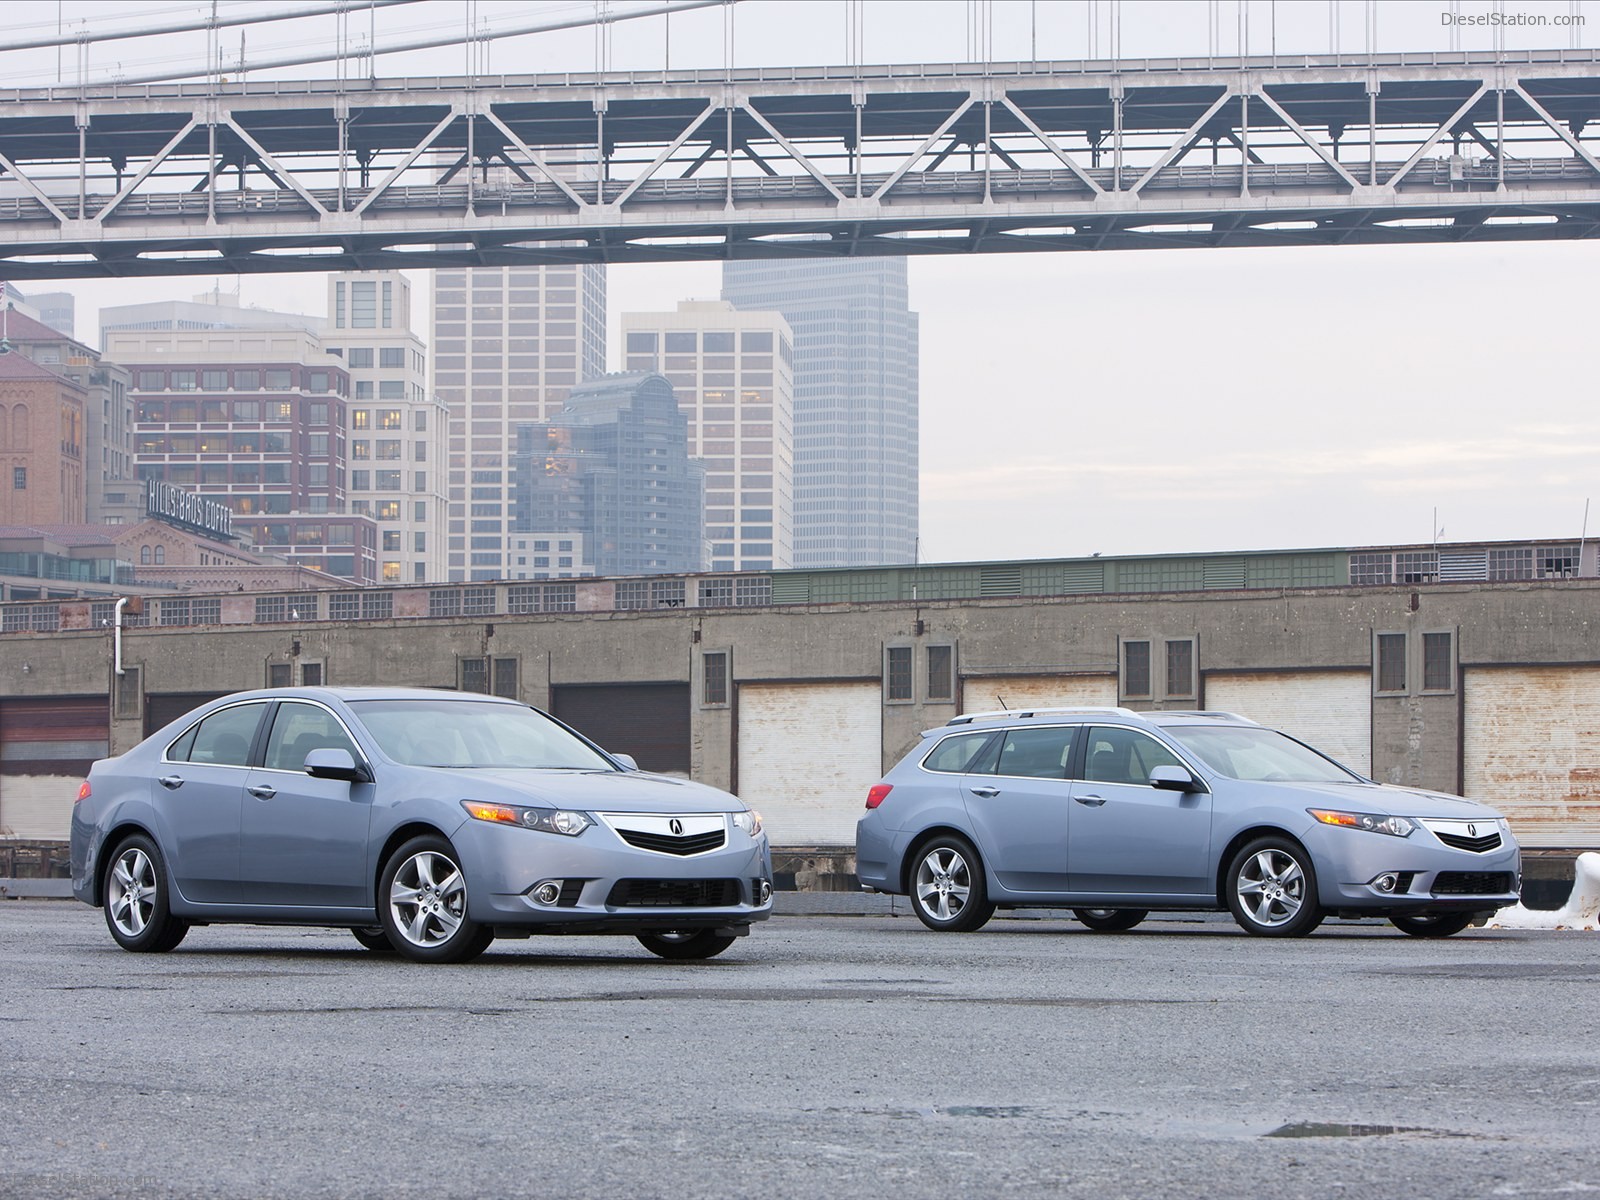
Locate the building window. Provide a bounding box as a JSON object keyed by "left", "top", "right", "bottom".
{"left": 703, "top": 650, "right": 729, "bottom": 706}
{"left": 380, "top": 347, "right": 405, "bottom": 368}
{"left": 1165, "top": 639, "right": 1195, "bottom": 698}
{"left": 480, "top": 657, "right": 513, "bottom": 698}
{"left": 1422, "top": 631, "right": 1455, "bottom": 693}
{"left": 268, "top": 663, "right": 292, "bottom": 688}
{"left": 1376, "top": 633, "right": 1407, "bottom": 694}
{"left": 1538, "top": 545, "right": 1580, "bottom": 579}
{"left": 460, "top": 657, "right": 489, "bottom": 694}
{"left": 300, "top": 662, "right": 323, "bottom": 687}
{"left": 12, "top": 467, "right": 25, "bottom": 490}
{"left": 926, "top": 644, "right": 954, "bottom": 701}
{"left": 886, "top": 645, "right": 913, "bottom": 702}
{"left": 1350, "top": 553, "right": 1392, "bottom": 586}
{"left": 1122, "top": 640, "right": 1151, "bottom": 699}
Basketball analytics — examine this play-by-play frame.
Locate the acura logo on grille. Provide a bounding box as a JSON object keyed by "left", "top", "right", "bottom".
{"left": 669, "top": 818, "right": 684, "bottom": 836}
{"left": 1468, "top": 823, "right": 1477, "bottom": 837}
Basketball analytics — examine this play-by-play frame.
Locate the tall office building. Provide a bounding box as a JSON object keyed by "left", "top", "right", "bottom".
{"left": 721, "top": 258, "right": 918, "bottom": 568}
{"left": 621, "top": 300, "right": 794, "bottom": 572}
{"left": 431, "top": 265, "right": 606, "bottom": 581}
{"left": 509, "top": 372, "right": 704, "bottom": 578}
{"left": 324, "top": 272, "right": 446, "bottom": 583}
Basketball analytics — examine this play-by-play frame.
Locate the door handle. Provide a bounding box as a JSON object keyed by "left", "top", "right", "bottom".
{"left": 158, "top": 775, "right": 184, "bottom": 790}
{"left": 246, "top": 785, "right": 277, "bottom": 800}
{"left": 969, "top": 786, "right": 1000, "bottom": 798}
{"left": 1075, "top": 794, "right": 1106, "bottom": 807}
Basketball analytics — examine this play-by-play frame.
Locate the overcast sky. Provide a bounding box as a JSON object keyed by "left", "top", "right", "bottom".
{"left": 5, "top": 0, "right": 1596, "bottom": 562}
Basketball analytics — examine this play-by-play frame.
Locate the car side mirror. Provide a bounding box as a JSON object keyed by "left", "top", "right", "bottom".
{"left": 611, "top": 752, "right": 639, "bottom": 771}
{"left": 1150, "top": 764, "right": 1205, "bottom": 793}
{"left": 305, "top": 747, "right": 372, "bottom": 784}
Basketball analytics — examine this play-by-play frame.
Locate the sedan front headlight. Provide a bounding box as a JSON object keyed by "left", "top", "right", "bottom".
{"left": 730, "top": 809, "right": 764, "bottom": 838}
{"left": 1308, "top": 809, "right": 1415, "bottom": 838}
{"left": 461, "top": 800, "right": 592, "bottom": 837}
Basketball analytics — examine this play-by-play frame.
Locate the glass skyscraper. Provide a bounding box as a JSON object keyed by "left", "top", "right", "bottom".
{"left": 431, "top": 265, "right": 606, "bottom": 581}
{"left": 720, "top": 258, "right": 918, "bottom": 568}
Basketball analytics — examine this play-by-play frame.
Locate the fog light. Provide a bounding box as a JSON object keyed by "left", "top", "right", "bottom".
{"left": 532, "top": 882, "right": 561, "bottom": 906}
{"left": 758, "top": 880, "right": 772, "bottom": 905}
{"left": 1373, "top": 872, "right": 1399, "bottom": 894}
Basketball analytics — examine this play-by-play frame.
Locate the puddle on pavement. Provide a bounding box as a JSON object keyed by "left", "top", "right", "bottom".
{"left": 1264, "top": 1122, "right": 1466, "bottom": 1140}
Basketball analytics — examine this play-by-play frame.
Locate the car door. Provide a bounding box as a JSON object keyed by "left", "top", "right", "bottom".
{"left": 1068, "top": 725, "right": 1212, "bottom": 896}
{"left": 236, "top": 699, "right": 374, "bottom": 909}
{"left": 155, "top": 700, "right": 268, "bottom": 904}
{"left": 960, "top": 724, "right": 1080, "bottom": 895}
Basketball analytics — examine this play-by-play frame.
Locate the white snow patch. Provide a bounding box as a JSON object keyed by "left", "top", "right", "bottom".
{"left": 1490, "top": 852, "right": 1600, "bottom": 931}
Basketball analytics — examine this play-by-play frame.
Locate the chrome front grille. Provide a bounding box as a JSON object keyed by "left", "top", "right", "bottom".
{"left": 600, "top": 812, "right": 728, "bottom": 857}
{"left": 1434, "top": 830, "right": 1502, "bottom": 853}
{"left": 1420, "top": 819, "right": 1504, "bottom": 854}
{"left": 617, "top": 828, "right": 727, "bottom": 856}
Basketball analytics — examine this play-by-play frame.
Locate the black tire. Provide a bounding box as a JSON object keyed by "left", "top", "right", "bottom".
{"left": 378, "top": 835, "right": 493, "bottom": 964}
{"left": 351, "top": 926, "right": 396, "bottom": 953}
{"left": 102, "top": 833, "right": 190, "bottom": 953}
{"left": 636, "top": 930, "right": 739, "bottom": 960}
{"left": 1391, "top": 912, "right": 1475, "bottom": 938}
{"left": 1073, "top": 908, "right": 1149, "bottom": 933}
{"left": 1225, "top": 836, "right": 1325, "bottom": 938}
{"left": 907, "top": 834, "right": 995, "bottom": 932}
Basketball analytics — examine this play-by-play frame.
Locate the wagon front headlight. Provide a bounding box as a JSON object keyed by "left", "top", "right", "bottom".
{"left": 461, "top": 800, "right": 592, "bottom": 837}
{"left": 730, "top": 809, "right": 764, "bottom": 838}
{"left": 1309, "top": 809, "right": 1416, "bottom": 838}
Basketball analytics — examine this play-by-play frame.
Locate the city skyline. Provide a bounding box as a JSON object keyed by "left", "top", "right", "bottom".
{"left": 3, "top": 1, "right": 1596, "bottom": 568}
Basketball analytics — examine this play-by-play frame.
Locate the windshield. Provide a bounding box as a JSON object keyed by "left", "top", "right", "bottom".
{"left": 349, "top": 699, "right": 616, "bottom": 771}
{"left": 1162, "top": 725, "right": 1363, "bottom": 784}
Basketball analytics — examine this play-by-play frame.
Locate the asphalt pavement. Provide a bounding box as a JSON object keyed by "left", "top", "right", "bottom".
{"left": 2, "top": 901, "right": 1597, "bottom": 1199}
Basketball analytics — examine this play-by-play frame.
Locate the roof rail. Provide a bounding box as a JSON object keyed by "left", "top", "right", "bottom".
{"left": 946, "top": 706, "right": 1142, "bottom": 726}
{"left": 1148, "top": 710, "right": 1260, "bottom": 724}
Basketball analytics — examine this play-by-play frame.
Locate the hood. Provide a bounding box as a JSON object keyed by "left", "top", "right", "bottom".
{"left": 1234, "top": 777, "right": 1503, "bottom": 820}
{"left": 427, "top": 766, "right": 746, "bottom": 814}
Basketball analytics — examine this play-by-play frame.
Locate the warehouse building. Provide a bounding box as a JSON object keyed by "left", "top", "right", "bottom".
{"left": 1, "top": 538, "right": 1596, "bottom": 891}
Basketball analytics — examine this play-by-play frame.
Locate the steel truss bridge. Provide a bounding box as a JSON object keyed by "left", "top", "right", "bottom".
{"left": 1, "top": 47, "right": 1598, "bottom": 279}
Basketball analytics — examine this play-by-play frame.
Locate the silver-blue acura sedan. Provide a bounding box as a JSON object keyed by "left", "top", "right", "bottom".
{"left": 857, "top": 708, "right": 1520, "bottom": 937}
{"left": 70, "top": 687, "right": 772, "bottom": 963}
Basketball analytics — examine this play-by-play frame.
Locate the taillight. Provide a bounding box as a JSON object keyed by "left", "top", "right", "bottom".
{"left": 865, "top": 784, "right": 892, "bottom": 809}
{"left": 76, "top": 780, "right": 92, "bottom": 803}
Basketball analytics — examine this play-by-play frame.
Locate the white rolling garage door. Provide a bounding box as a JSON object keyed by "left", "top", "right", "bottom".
{"left": 737, "top": 682, "right": 882, "bottom": 846}
{"left": 960, "top": 675, "right": 1117, "bottom": 714}
{"left": 1463, "top": 666, "right": 1600, "bottom": 849}
{"left": 1203, "top": 672, "right": 1372, "bottom": 776}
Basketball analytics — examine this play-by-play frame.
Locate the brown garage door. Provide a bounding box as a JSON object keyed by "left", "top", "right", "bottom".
{"left": 551, "top": 684, "right": 691, "bottom": 775}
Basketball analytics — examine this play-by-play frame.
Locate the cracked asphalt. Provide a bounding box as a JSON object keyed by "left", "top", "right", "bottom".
{"left": 2, "top": 902, "right": 1597, "bottom": 1198}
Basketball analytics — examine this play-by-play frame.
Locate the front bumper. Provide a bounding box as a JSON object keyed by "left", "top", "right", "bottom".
{"left": 1304, "top": 821, "right": 1521, "bottom": 913}
{"left": 454, "top": 817, "right": 773, "bottom": 934}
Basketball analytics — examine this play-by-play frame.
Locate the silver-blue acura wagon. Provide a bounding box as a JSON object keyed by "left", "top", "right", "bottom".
{"left": 856, "top": 708, "right": 1520, "bottom": 937}
{"left": 71, "top": 687, "right": 772, "bottom": 963}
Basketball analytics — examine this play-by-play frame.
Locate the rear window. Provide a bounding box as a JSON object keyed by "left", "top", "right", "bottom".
{"left": 922, "top": 732, "right": 994, "bottom": 774}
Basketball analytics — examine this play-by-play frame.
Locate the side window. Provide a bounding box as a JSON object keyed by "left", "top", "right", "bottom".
{"left": 263, "top": 701, "right": 360, "bottom": 772}
{"left": 922, "top": 732, "right": 995, "bottom": 774}
{"left": 1083, "top": 726, "right": 1185, "bottom": 786}
{"left": 993, "top": 726, "right": 1076, "bottom": 780}
{"left": 183, "top": 703, "right": 267, "bottom": 767}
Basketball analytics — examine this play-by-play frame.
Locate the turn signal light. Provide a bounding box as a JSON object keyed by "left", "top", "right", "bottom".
{"left": 76, "top": 780, "right": 92, "bottom": 803}
{"left": 462, "top": 801, "right": 519, "bottom": 824}
{"left": 865, "top": 784, "right": 892, "bottom": 810}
